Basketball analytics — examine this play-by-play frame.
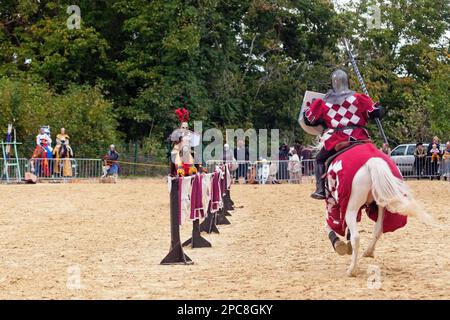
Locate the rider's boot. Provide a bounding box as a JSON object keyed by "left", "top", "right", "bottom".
{"left": 311, "top": 162, "right": 326, "bottom": 200}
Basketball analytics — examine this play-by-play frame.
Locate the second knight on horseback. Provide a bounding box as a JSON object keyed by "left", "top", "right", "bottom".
{"left": 303, "top": 69, "right": 382, "bottom": 200}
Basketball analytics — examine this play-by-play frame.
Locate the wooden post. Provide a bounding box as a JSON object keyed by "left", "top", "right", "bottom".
{"left": 160, "top": 178, "right": 193, "bottom": 265}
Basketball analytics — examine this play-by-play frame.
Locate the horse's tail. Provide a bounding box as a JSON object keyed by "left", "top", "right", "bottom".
{"left": 366, "top": 157, "right": 432, "bottom": 223}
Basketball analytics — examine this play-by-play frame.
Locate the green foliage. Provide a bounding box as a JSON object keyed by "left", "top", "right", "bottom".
{"left": 427, "top": 64, "right": 450, "bottom": 142}
{"left": 0, "top": 77, "right": 119, "bottom": 157}
{"left": 339, "top": 0, "right": 449, "bottom": 145}
{"left": 0, "top": 0, "right": 448, "bottom": 157}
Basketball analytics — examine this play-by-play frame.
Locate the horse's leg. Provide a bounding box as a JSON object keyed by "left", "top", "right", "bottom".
{"left": 345, "top": 209, "right": 360, "bottom": 277}
{"left": 363, "top": 205, "right": 384, "bottom": 258}
{"left": 345, "top": 166, "right": 371, "bottom": 277}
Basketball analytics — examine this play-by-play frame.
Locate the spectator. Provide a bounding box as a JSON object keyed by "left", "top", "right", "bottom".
{"left": 427, "top": 136, "right": 441, "bottom": 180}
{"left": 288, "top": 147, "right": 301, "bottom": 184}
{"left": 268, "top": 161, "right": 279, "bottom": 184}
{"left": 293, "top": 140, "right": 303, "bottom": 158}
{"left": 257, "top": 158, "right": 270, "bottom": 184}
{"left": 414, "top": 142, "right": 426, "bottom": 180}
{"left": 234, "top": 139, "right": 249, "bottom": 183}
{"left": 278, "top": 143, "right": 289, "bottom": 180}
{"left": 223, "top": 143, "right": 238, "bottom": 173}
{"left": 442, "top": 141, "right": 450, "bottom": 181}
{"left": 36, "top": 127, "right": 52, "bottom": 152}
{"left": 223, "top": 143, "right": 234, "bottom": 162}
{"left": 300, "top": 146, "right": 313, "bottom": 175}
{"left": 380, "top": 143, "right": 391, "bottom": 156}
{"left": 102, "top": 144, "right": 120, "bottom": 181}
{"left": 56, "top": 128, "right": 70, "bottom": 145}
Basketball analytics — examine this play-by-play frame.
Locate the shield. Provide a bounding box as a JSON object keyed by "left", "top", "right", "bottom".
{"left": 298, "top": 91, "right": 325, "bottom": 136}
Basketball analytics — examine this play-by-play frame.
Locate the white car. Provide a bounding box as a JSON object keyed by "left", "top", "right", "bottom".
{"left": 390, "top": 143, "right": 445, "bottom": 177}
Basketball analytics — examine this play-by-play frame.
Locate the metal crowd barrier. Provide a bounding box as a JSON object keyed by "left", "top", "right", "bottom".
{"left": 4, "top": 158, "right": 103, "bottom": 181}
{"left": 399, "top": 156, "right": 450, "bottom": 180}
{"left": 0, "top": 158, "right": 28, "bottom": 182}
{"left": 207, "top": 157, "right": 450, "bottom": 184}
{"left": 1, "top": 157, "right": 447, "bottom": 183}
{"left": 206, "top": 160, "right": 316, "bottom": 184}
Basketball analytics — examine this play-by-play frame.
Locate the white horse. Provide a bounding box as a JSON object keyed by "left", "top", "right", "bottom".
{"left": 326, "top": 156, "right": 431, "bottom": 277}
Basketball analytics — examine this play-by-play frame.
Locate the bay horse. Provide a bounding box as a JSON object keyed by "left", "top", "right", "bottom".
{"left": 30, "top": 145, "right": 52, "bottom": 177}
{"left": 322, "top": 142, "right": 431, "bottom": 277}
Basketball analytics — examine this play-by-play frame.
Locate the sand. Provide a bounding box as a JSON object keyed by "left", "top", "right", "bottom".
{"left": 0, "top": 179, "right": 448, "bottom": 300}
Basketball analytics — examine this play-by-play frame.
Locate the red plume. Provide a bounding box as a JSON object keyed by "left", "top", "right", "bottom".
{"left": 175, "top": 108, "right": 189, "bottom": 123}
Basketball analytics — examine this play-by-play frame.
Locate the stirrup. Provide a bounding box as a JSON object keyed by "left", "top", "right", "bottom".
{"left": 311, "top": 191, "right": 326, "bottom": 200}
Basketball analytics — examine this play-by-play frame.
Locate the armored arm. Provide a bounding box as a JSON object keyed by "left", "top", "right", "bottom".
{"left": 368, "top": 102, "right": 382, "bottom": 120}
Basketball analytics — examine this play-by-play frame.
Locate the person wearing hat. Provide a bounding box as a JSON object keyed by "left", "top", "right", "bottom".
{"left": 36, "top": 127, "right": 53, "bottom": 154}
{"left": 53, "top": 128, "right": 74, "bottom": 177}
{"left": 414, "top": 142, "right": 426, "bottom": 180}
{"left": 102, "top": 144, "right": 120, "bottom": 179}
{"left": 31, "top": 136, "right": 53, "bottom": 177}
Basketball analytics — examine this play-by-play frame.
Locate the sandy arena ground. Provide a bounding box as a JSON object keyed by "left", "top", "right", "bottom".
{"left": 0, "top": 179, "right": 449, "bottom": 299}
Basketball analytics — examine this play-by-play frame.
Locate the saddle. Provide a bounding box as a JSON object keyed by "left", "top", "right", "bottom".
{"left": 324, "top": 140, "right": 370, "bottom": 172}
{"left": 323, "top": 140, "right": 370, "bottom": 202}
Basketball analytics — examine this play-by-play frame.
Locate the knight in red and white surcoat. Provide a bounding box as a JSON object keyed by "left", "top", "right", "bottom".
{"left": 305, "top": 93, "right": 374, "bottom": 151}
{"left": 303, "top": 69, "right": 381, "bottom": 199}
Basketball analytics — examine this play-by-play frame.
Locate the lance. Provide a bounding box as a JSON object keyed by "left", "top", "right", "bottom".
{"left": 342, "top": 37, "right": 389, "bottom": 145}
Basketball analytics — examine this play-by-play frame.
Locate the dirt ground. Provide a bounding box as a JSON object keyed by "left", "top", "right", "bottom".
{"left": 0, "top": 179, "right": 448, "bottom": 300}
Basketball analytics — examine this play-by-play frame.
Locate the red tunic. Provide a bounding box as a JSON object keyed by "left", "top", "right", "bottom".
{"left": 305, "top": 93, "right": 375, "bottom": 151}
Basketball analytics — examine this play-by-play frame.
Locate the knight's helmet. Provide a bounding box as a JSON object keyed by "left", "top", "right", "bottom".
{"left": 331, "top": 69, "right": 350, "bottom": 94}
{"left": 42, "top": 125, "right": 51, "bottom": 136}
{"left": 324, "top": 69, "right": 355, "bottom": 105}
{"left": 170, "top": 107, "right": 199, "bottom": 176}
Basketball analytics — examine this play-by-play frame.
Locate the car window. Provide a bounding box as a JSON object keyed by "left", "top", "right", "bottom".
{"left": 406, "top": 145, "right": 415, "bottom": 155}
{"left": 391, "top": 145, "right": 407, "bottom": 156}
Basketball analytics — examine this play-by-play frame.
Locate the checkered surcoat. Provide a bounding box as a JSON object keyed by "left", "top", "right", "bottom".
{"left": 305, "top": 93, "right": 375, "bottom": 151}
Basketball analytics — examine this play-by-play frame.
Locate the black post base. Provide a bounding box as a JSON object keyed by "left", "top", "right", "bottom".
{"left": 200, "top": 212, "right": 220, "bottom": 234}
{"left": 160, "top": 242, "right": 193, "bottom": 265}
{"left": 225, "top": 190, "right": 235, "bottom": 211}
{"left": 182, "top": 220, "right": 212, "bottom": 248}
{"left": 182, "top": 236, "right": 212, "bottom": 248}
{"left": 216, "top": 209, "right": 231, "bottom": 225}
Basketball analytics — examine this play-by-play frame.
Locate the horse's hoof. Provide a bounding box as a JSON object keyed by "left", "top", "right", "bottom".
{"left": 347, "top": 242, "right": 353, "bottom": 255}
{"left": 346, "top": 268, "right": 357, "bottom": 277}
{"left": 363, "top": 250, "right": 374, "bottom": 258}
{"left": 334, "top": 240, "right": 348, "bottom": 256}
